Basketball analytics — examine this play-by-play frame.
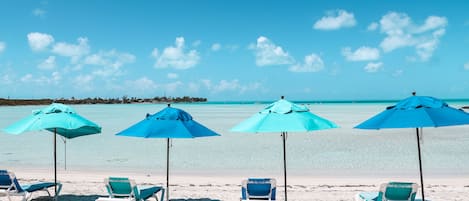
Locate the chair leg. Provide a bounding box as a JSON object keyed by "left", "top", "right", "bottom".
{"left": 22, "top": 192, "right": 31, "bottom": 201}
{"left": 7, "top": 192, "right": 12, "bottom": 201}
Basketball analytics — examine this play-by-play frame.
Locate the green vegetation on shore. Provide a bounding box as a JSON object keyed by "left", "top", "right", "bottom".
{"left": 0, "top": 96, "right": 207, "bottom": 106}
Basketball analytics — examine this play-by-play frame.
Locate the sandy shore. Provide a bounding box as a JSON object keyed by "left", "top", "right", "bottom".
{"left": 1, "top": 169, "right": 467, "bottom": 201}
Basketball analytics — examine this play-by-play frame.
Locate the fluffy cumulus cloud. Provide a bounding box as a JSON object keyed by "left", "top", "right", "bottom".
{"left": 27, "top": 32, "right": 54, "bottom": 51}
{"left": 313, "top": 9, "right": 356, "bottom": 30}
{"left": 52, "top": 37, "right": 90, "bottom": 62}
{"left": 0, "top": 41, "right": 5, "bottom": 53}
{"left": 84, "top": 49, "right": 136, "bottom": 77}
{"left": 211, "top": 43, "right": 221, "bottom": 51}
{"left": 201, "top": 79, "right": 261, "bottom": 94}
{"left": 73, "top": 74, "right": 94, "bottom": 91}
{"left": 378, "top": 12, "right": 447, "bottom": 61}
{"left": 20, "top": 72, "right": 60, "bottom": 85}
{"left": 167, "top": 73, "right": 179, "bottom": 79}
{"left": 125, "top": 77, "right": 159, "bottom": 92}
{"left": 251, "top": 36, "right": 294, "bottom": 66}
{"left": 367, "top": 22, "right": 379, "bottom": 31}
{"left": 151, "top": 37, "right": 200, "bottom": 69}
{"left": 342, "top": 46, "right": 380, "bottom": 61}
{"left": 38, "top": 56, "right": 56, "bottom": 70}
{"left": 289, "top": 53, "right": 324, "bottom": 72}
{"left": 364, "top": 62, "right": 383, "bottom": 73}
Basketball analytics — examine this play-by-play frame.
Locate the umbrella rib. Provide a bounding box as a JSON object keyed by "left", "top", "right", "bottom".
{"left": 423, "top": 108, "right": 439, "bottom": 128}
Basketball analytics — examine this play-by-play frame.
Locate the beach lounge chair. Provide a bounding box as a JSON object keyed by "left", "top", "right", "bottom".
{"left": 0, "top": 170, "right": 62, "bottom": 201}
{"left": 355, "top": 182, "right": 419, "bottom": 201}
{"left": 241, "top": 178, "right": 276, "bottom": 200}
{"left": 104, "top": 177, "right": 164, "bottom": 201}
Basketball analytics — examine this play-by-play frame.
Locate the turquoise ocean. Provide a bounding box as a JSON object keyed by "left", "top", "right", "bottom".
{"left": 1, "top": 101, "right": 469, "bottom": 177}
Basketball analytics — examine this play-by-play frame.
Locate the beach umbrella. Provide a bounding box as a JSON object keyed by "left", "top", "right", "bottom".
{"left": 116, "top": 104, "right": 220, "bottom": 201}
{"left": 230, "top": 96, "right": 338, "bottom": 201}
{"left": 2, "top": 103, "right": 102, "bottom": 199}
{"left": 355, "top": 93, "right": 469, "bottom": 201}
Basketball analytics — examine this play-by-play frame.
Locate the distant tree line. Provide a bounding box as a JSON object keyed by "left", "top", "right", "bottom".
{"left": 0, "top": 96, "right": 207, "bottom": 106}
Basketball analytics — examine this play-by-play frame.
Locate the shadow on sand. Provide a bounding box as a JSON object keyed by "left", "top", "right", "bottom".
{"left": 170, "top": 199, "right": 221, "bottom": 201}
{"left": 31, "top": 195, "right": 220, "bottom": 201}
{"left": 31, "top": 194, "right": 102, "bottom": 201}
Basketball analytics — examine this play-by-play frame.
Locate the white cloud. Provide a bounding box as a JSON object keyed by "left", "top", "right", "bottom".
{"left": 27, "top": 32, "right": 54, "bottom": 51}
{"left": 289, "top": 53, "right": 324, "bottom": 72}
{"left": 1, "top": 73, "right": 13, "bottom": 85}
{"left": 378, "top": 12, "right": 447, "bottom": 61}
{"left": 38, "top": 56, "right": 56, "bottom": 70}
{"left": 73, "top": 74, "right": 94, "bottom": 91}
{"left": 192, "top": 40, "right": 201, "bottom": 47}
{"left": 251, "top": 36, "right": 294, "bottom": 66}
{"left": 167, "top": 73, "right": 179, "bottom": 79}
{"left": 32, "top": 8, "right": 46, "bottom": 17}
{"left": 163, "top": 81, "right": 184, "bottom": 92}
{"left": 367, "top": 22, "right": 379, "bottom": 31}
{"left": 213, "top": 80, "right": 240, "bottom": 92}
{"left": 20, "top": 74, "right": 33, "bottom": 83}
{"left": 201, "top": 79, "right": 261, "bottom": 93}
{"left": 84, "top": 49, "right": 136, "bottom": 77}
{"left": 464, "top": 62, "right": 469, "bottom": 70}
{"left": 20, "top": 73, "right": 59, "bottom": 85}
{"left": 342, "top": 46, "right": 380, "bottom": 61}
{"left": 152, "top": 37, "right": 200, "bottom": 69}
{"left": 313, "top": 9, "right": 356, "bottom": 30}
{"left": 0, "top": 42, "right": 5, "bottom": 53}
{"left": 211, "top": 43, "right": 221, "bottom": 51}
{"left": 364, "top": 62, "right": 383, "bottom": 73}
{"left": 52, "top": 37, "right": 90, "bottom": 62}
{"left": 51, "top": 71, "right": 61, "bottom": 83}
{"left": 125, "top": 77, "right": 158, "bottom": 92}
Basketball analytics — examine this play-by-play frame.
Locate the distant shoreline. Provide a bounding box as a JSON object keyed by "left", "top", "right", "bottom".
{"left": 0, "top": 96, "right": 207, "bottom": 106}
{"left": 1, "top": 97, "right": 469, "bottom": 108}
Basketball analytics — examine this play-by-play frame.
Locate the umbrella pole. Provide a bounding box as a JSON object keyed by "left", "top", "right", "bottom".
{"left": 54, "top": 128, "right": 58, "bottom": 200}
{"left": 416, "top": 128, "right": 425, "bottom": 201}
{"left": 166, "top": 138, "right": 170, "bottom": 201}
{"left": 282, "top": 132, "right": 288, "bottom": 201}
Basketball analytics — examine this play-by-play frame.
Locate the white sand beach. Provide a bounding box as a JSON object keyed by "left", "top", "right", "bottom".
{"left": 4, "top": 169, "right": 468, "bottom": 201}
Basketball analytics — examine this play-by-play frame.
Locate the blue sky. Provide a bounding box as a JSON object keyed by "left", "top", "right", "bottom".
{"left": 0, "top": 1, "right": 468, "bottom": 101}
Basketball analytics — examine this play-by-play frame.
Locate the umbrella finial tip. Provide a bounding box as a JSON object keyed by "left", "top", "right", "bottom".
{"left": 167, "top": 103, "right": 171, "bottom": 107}
{"left": 281, "top": 96, "right": 284, "bottom": 99}
{"left": 412, "top": 91, "right": 416, "bottom": 96}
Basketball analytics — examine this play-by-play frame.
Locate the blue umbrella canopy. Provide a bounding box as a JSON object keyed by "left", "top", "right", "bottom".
{"left": 116, "top": 105, "right": 220, "bottom": 201}
{"left": 354, "top": 95, "right": 469, "bottom": 201}
{"left": 231, "top": 97, "right": 338, "bottom": 201}
{"left": 116, "top": 106, "right": 220, "bottom": 138}
{"left": 355, "top": 95, "right": 469, "bottom": 129}
{"left": 231, "top": 98, "right": 338, "bottom": 133}
{"left": 3, "top": 103, "right": 102, "bottom": 138}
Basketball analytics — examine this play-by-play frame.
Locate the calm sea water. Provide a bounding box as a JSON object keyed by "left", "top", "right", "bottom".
{"left": 1, "top": 102, "right": 469, "bottom": 177}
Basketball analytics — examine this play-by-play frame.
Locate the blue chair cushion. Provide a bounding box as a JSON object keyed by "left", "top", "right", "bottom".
{"left": 22, "top": 182, "right": 56, "bottom": 192}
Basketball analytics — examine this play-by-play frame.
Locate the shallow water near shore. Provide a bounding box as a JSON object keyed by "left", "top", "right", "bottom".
{"left": 1, "top": 101, "right": 469, "bottom": 178}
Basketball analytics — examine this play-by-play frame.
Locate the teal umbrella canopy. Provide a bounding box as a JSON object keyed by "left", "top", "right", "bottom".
{"left": 2, "top": 103, "right": 101, "bottom": 199}
{"left": 230, "top": 97, "right": 338, "bottom": 201}
{"left": 3, "top": 103, "right": 102, "bottom": 138}
{"left": 231, "top": 98, "right": 338, "bottom": 133}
